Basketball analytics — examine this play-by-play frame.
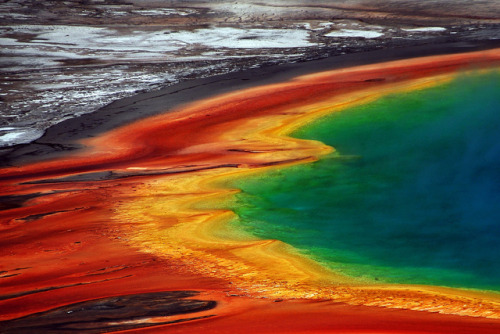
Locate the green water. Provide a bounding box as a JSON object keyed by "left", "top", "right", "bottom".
{"left": 227, "top": 72, "right": 500, "bottom": 290}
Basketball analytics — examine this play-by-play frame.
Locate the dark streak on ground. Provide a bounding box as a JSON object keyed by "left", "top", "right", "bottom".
{"left": 17, "top": 164, "right": 241, "bottom": 184}
{"left": 0, "top": 275, "right": 133, "bottom": 302}
{"left": 0, "top": 291, "right": 217, "bottom": 334}
{"left": 18, "top": 207, "right": 86, "bottom": 222}
{"left": 0, "top": 193, "right": 44, "bottom": 211}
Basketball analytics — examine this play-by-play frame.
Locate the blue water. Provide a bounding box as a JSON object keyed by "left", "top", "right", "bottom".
{"left": 228, "top": 72, "right": 500, "bottom": 290}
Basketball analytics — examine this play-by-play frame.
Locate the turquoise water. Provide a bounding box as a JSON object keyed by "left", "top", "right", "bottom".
{"left": 228, "top": 72, "right": 500, "bottom": 290}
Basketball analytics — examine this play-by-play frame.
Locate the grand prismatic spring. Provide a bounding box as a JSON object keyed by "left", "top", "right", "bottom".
{"left": 1, "top": 49, "right": 500, "bottom": 333}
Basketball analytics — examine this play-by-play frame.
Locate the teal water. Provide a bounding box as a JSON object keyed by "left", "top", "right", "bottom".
{"left": 227, "top": 72, "right": 500, "bottom": 290}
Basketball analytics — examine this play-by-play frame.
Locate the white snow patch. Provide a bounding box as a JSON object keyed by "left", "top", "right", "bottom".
{"left": 301, "top": 23, "right": 312, "bottom": 30}
{"left": 325, "top": 29, "right": 383, "bottom": 38}
{"left": 168, "top": 27, "right": 313, "bottom": 48}
{"left": 133, "top": 8, "right": 196, "bottom": 16}
{"left": 2, "top": 13, "right": 35, "bottom": 19}
{"left": 0, "top": 128, "right": 44, "bottom": 146}
{"left": 402, "top": 27, "right": 447, "bottom": 32}
{"left": 1, "top": 25, "right": 313, "bottom": 67}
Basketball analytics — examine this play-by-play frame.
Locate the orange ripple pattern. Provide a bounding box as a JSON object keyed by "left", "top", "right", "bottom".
{"left": 1, "top": 49, "right": 500, "bottom": 333}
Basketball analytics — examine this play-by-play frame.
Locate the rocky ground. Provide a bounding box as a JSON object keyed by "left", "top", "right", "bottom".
{"left": 0, "top": 0, "right": 499, "bottom": 147}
